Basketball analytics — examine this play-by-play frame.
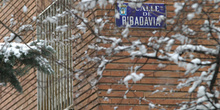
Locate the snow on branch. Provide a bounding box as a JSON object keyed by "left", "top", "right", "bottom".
{"left": 0, "top": 40, "right": 55, "bottom": 92}
{"left": 175, "top": 44, "right": 218, "bottom": 56}
{"left": 123, "top": 66, "right": 145, "bottom": 88}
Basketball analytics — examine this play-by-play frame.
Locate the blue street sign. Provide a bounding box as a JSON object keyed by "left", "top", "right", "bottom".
{"left": 116, "top": 3, "right": 166, "bottom": 28}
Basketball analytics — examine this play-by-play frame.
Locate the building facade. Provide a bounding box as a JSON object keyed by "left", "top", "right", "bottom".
{"left": 0, "top": 0, "right": 220, "bottom": 110}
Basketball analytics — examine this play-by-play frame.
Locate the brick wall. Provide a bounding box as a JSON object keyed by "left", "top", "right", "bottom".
{"left": 71, "top": 6, "right": 100, "bottom": 110}
{"left": 0, "top": 0, "right": 220, "bottom": 110}
{"left": 0, "top": 0, "right": 52, "bottom": 109}
{"left": 89, "top": 0, "right": 220, "bottom": 110}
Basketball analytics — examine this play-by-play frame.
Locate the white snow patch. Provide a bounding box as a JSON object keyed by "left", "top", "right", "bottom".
{"left": 32, "top": 16, "right": 37, "bottom": 21}
{"left": 149, "top": 103, "right": 155, "bottom": 108}
{"left": 23, "top": 5, "right": 28, "bottom": 13}
{"left": 158, "top": 63, "right": 166, "bottom": 68}
{"left": 187, "top": 13, "right": 195, "bottom": 20}
{"left": 75, "top": 93, "right": 80, "bottom": 98}
{"left": 109, "top": 0, "right": 115, "bottom": 4}
{"left": 152, "top": 89, "right": 160, "bottom": 94}
{"left": 19, "top": 24, "right": 33, "bottom": 32}
{"left": 174, "top": 2, "right": 185, "bottom": 14}
{"left": 123, "top": 72, "right": 144, "bottom": 88}
{"left": 107, "top": 88, "right": 112, "bottom": 94}
{"left": 103, "top": 97, "right": 109, "bottom": 101}
{"left": 121, "top": 26, "right": 129, "bottom": 38}
{"left": 157, "top": 15, "right": 166, "bottom": 23}
{"left": 197, "top": 86, "right": 206, "bottom": 97}
{"left": 192, "top": 3, "right": 198, "bottom": 9}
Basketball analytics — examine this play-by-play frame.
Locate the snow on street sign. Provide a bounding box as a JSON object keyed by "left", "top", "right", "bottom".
{"left": 116, "top": 3, "right": 166, "bottom": 28}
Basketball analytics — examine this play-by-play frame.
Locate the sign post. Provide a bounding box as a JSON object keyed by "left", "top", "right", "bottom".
{"left": 116, "top": 3, "right": 166, "bottom": 29}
